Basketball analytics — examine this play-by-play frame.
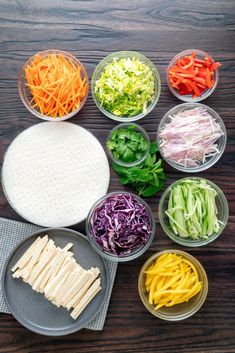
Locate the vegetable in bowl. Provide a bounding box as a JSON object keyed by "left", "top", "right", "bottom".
{"left": 145, "top": 253, "right": 202, "bottom": 309}
{"left": 106, "top": 123, "right": 149, "bottom": 166}
{"left": 158, "top": 177, "right": 229, "bottom": 247}
{"left": 91, "top": 51, "right": 161, "bottom": 122}
{"left": 166, "top": 179, "right": 220, "bottom": 240}
{"left": 157, "top": 103, "right": 227, "bottom": 173}
{"left": 95, "top": 57, "right": 154, "bottom": 117}
{"left": 138, "top": 249, "right": 208, "bottom": 321}
{"left": 19, "top": 50, "right": 88, "bottom": 120}
{"left": 86, "top": 192, "right": 155, "bottom": 261}
{"left": 167, "top": 49, "right": 221, "bottom": 102}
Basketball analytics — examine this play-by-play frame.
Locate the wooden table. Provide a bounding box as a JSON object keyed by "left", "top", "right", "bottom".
{"left": 0, "top": 1, "right": 235, "bottom": 352}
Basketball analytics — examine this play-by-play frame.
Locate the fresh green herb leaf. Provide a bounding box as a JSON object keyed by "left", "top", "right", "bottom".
{"left": 112, "top": 141, "right": 166, "bottom": 197}
{"left": 140, "top": 183, "right": 165, "bottom": 197}
{"left": 149, "top": 141, "right": 158, "bottom": 154}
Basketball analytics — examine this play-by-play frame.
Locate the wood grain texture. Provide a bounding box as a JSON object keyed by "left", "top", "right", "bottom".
{"left": 0, "top": 0, "right": 235, "bottom": 352}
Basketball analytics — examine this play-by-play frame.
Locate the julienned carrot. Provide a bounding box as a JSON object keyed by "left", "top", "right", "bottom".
{"left": 25, "top": 53, "right": 88, "bottom": 117}
{"left": 168, "top": 52, "right": 221, "bottom": 98}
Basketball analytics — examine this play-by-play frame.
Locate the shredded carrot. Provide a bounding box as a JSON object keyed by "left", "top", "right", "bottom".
{"left": 25, "top": 53, "right": 88, "bottom": 118}
{"left": 168, "top": 52, "right": 221, "bottom": 98}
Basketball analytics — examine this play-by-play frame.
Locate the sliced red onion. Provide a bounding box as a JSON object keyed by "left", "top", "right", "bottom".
{"left": 159, "top": 107, "right": 223, "bottom": 168}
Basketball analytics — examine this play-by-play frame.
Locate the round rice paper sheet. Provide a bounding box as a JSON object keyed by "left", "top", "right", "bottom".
{"left": 2, "top": 122, "right": 110, "bottom": 227}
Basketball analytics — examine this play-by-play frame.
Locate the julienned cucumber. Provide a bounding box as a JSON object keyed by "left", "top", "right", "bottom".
{"left": 166, "top": 179, "right": 220, "bottom": 239}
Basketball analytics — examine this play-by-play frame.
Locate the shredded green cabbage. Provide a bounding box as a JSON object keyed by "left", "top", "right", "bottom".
{"left": 95, "top": 57, "right": 155, "bottom": 117}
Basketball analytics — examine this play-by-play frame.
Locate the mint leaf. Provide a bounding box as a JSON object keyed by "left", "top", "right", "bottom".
{"left": 149, "top": 141, "right": 158, "bottom": 154}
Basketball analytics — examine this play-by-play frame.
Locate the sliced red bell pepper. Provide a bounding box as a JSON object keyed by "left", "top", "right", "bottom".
{"left": 168, "top": 51, "right": 221, "bottom": 98}
{"left": 205, "top": 68, "right": 212, "bottom": 88}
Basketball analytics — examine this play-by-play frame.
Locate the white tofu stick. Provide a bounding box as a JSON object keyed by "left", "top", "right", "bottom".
{"left": 63, "top": 243, "right": 73, "bottom": 251}
{"left": 61, "top": 271, "right": 92, "bottom": 306}
{"left": 32, "top": 262, "right": 52, "bottom": 292}
{"left": 13, "top": 236, "right": 49, "bottom": 280}
{"left": 44, "top": 259, "right": 76, "bottom": 299}
{"left": 52, "top": 268, "right": 81, "bottom": 307}
{"left": 32, "top": 247, "right": 62, "bottom": 292}
{"left": 66, "top": 268, "right": 100, "bottom": 310}
{"left": 39, "top": 249, "right": 73, "bottom": 292}
{"left": 11, "top": 236, "right": 41, "bottom": 272}
{"left": 27, "top": 240, "right": 56, "bottom": 286}
{"left": 70, "top": 278, "right": 101, "bottom": 320}
{"left": 48, "top": 262, "right": 78, "bottom": 302}
{"left": 53, "top": 264, "right": 83, "bottom": 306}
{"left": 12, "top": 268, "right": 24, "bottom": 278}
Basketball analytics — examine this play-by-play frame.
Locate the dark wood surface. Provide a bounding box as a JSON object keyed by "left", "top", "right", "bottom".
{"left": 0, "top": 1, "right": 235, "bottom": 352}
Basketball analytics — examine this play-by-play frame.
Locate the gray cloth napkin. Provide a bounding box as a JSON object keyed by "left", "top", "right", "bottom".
{"left": 0, "top": 217, "right": 117, "bottom": 331}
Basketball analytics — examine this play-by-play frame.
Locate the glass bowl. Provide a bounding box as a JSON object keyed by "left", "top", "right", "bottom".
{"left": 86, "top": 191, "right": 156, "bottom": 262}
{"left": 157, "top": 103, "right": 227, "bottom": 173}
{"left": 158, "top": 177, "right": 229, "bottom": 247}
{"left": 138, "top": 249, "right": 208, "bottom": 321}
{"left": 18, "top": 49, "right": 89, "bottom": 121}
{"left": 106, "top": 123, "right": 150, "bottom": 167}
{"left": 167, "top": 49, "right": 219, "bottom": 102}
{"left": 91, "top": 51, "right": 161, "bottom": 122}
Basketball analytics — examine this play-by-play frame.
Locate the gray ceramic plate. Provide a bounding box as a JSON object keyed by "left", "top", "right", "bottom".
{"left": 3, "top": 228, "right": 109, "bottom": 336}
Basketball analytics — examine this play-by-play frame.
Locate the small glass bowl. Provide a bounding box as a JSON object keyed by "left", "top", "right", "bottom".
{"left": 106, "top": 123, "right": 150, "bottom": 167}
{"left": 167, "top": 49, "right": 219, "bottom": 102}
{"left": 18, "top": 49, "right": 89, "bottom": 121}
{"left": 91, "top": 51, "right": 161, "bottom": 122}
{"left": 158, "top": 177, "right": 229, "bottom": 247}
{"left": 157, "top": 103, "right": 227, "bottom": 173}
{"left": 86, "top": 191, "right": 156, "bottom": 262}
{"left": 138, "top": 249, "right": 208, "bottom": 321}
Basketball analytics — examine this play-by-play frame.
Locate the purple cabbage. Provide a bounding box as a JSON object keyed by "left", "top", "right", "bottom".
{"left": 89, "top": 193, "right": 152, "bottom": 256}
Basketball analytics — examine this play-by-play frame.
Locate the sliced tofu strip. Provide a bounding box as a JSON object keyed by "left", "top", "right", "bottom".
{"left": 63, "top": 243, "right": 73, "bottom": 251}
{"left": 66, "top": 268, "right": 100, "bottom": 310}
{"left": 61, "top": 271, "right": 92, "bottom": 306}
{"left": 20, "top": 236, "right": 49, "bottom": 281}
{"left": 48, "top": 262, "right": 78, "bottom": 302}
{"left": 39, "top": 249, "right": 73, "bottom": 292}
{"left": 53, "top": 266, "right": 83, "bottom": 307}
{"left": 52, "top": 267, "right": 83, "bottom": 307}
{"left": 11, "top": 236, "right": 41, "bottom": 272}
{"left": 32, "top": 248, "right": 61, "bottom": 292}
{"left": 70, "top": 278, "right": 101, "bottom": 320}
{"left": 27, "top": 240, "right": 56, "bottom": 286}
{"left": 32, "top": 260, "right": 53, "bottom": 292}
{"left": 44, "top": 259, "right": 76, "bottom": 299}
{"left": 13, "top": 236, "right": 48, "bottom": 280}
{"left": 12, "top": 268, "right": 24, "bottom": 279}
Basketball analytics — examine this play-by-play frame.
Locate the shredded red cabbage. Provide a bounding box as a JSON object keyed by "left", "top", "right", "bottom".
{"left": 89, "top": 193, "right": 152, "bottom": 256}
